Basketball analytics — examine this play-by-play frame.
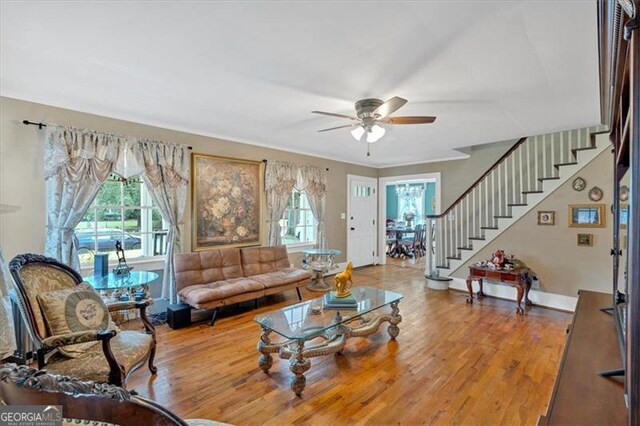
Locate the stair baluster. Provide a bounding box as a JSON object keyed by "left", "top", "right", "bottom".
{"left": 426, "top": 125, "right": 607, "bottom": 273}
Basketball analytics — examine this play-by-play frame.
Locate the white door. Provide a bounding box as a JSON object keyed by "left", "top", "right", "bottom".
{"left": 347, "top": 175, "right": 378, "bottom": 267}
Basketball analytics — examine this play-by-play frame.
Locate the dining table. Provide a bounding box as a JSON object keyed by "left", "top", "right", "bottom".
{"left": 386, "top": 227, "right": 421, "bottom": 258}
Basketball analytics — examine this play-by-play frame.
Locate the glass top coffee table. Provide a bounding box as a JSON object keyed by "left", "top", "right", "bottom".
{"left": 254, "top": 286, "right": 402, "bottom": 395}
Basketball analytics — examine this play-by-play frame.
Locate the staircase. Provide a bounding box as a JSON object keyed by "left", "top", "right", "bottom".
{"left": 426, "top": 125, "right": 609, "bottom": 277}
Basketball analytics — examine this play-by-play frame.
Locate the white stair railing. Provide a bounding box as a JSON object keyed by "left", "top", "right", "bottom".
{"left": 426, "top": 125, "right": 606, "bottom": 275}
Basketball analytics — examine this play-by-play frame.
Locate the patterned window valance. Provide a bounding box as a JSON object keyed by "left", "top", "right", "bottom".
{"left": 44, "top": 125, "right": 190, "bottom": 184}
{"left": 264, "top": 161, "right": 327, "bottom": 248}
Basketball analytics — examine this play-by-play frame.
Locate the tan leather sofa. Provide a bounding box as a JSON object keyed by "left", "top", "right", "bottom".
{"left": 174, "top": 246, "right": 311, "bottom": 325}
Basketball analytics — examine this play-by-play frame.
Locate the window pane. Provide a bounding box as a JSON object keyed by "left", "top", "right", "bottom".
{"left": 94, "top": 207, "right": 122, "bottom": 226}
{"left": 278, "top": 189, "right": 317, "bottom": 246}
{"left": 94, "top": 179, "right": 121, "bottom": 207}
{"left": 151, "top": 209, "right": 165, "bottom": 232}
{"left": 121, "top": 232, "right": 144, "bottom": 260}
{"left": 76, "top": 209, "right": 96, "bottom": 233}
{"left": 123, "top": 208, "right": 141, "bottom": 233}
{"left": 122, "top": 179, "right": 142, "bottom": 207}
{"left": 75, "top": 176, "right": 168, "bottom": 265}
{"left": 300, "top": 193, "right": 309, "bottom": 209}
{"left": 304, "top": 211, "right": 315, "bottom": 226}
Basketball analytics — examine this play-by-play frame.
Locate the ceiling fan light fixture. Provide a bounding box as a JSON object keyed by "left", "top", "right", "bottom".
{"left": 351, "top": 126, "right": 365, "bottom": 141}
{"left": 366, "top": 124, "right": 386, "bottom": 143}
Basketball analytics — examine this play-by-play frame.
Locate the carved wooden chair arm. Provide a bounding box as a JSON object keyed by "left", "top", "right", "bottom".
{"left": 40, "top": 330, "right": 124, "bottom": 387}
{"left": 41, "top": 330, "right": 116, "bottom": 350}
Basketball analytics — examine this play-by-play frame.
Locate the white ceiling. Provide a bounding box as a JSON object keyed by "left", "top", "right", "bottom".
{"left": 0, "top": 1, "right": 601, "bottom": 167}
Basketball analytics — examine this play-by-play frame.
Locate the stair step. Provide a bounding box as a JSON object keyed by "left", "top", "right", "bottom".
{"left": 554, "top": 162, "right": 578, "bottom": 169}
{"left": 494, "top": 215, "right": 513, "bottom": 219}
{"left": 538, "top": 177, "right": 561, "bottom": 181}
{"left": 571, "top": 145, "right": 597, "bottom": 153}
{"left": 457, "top": 246, "right": 473, "bottom": 251}
{"left": 446, "top": 256, "right": 462, "bottom": 260}
{"left": 507, "top": 203, "right": 528, "bottom": 207}
{"left": 435, "top": 265, "right": 450, "bottom": 270}
{"left": 522, "top": 190, "right": 543, "bottom": 194}
{"left": 480, "top": 226, "right": 499, "bottom": 230}
{"left": 468, "top": 237, "right": 486, "bottom": 241}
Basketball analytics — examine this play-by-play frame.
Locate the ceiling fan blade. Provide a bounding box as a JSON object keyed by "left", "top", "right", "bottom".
{"left": 373, "top": 96, "right": 408, "bottom": 118}
{"left": 379, "top": 116, "right": 437, "bottom": 124}
{"left": 311, "top": 111, "right": 359, "bottom": 120}
{"left": 317, "top": 124, "right": 359, "bottom": 132}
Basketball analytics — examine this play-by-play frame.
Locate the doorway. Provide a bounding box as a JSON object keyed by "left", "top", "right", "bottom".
{"left": 378, "top": 173, "right": 441, "bottom": 267}
{"left": 347, "top": 175, "right": 378, "bottom": 267}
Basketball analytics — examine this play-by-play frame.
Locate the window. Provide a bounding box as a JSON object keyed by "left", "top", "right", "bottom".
{"left": 75, "top": 175, "right": 167, "bottom": 265}
{"left": 398, "top": 192, "right": 424, "bottom": 223}
{"left": 279, "top": 188, "right": 316, "bottom": 246}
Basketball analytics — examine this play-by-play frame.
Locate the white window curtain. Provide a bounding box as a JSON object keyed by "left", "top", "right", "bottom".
{"left": 265, "top": 161, "right": 298, "bottom": 246}
{"left": 43, "top": 126, "right": 190, "bottom": 303}
{"left": 131, "top": 140, "right": 190, "bottom": 303}
{"left": 44, "top": 126, "right": 122, "bottom": 271}
{"left": 300, "top": 166, "right": 327, "bottom": 250}
{"left": 0, "top": 248, "right": 16, "bottom": 360}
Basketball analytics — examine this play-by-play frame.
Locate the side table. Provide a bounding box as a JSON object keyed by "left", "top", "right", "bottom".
{"left": 466, "top": 265, "right": 533, "bottom": 314}
{"left": 84, "top": 270, "right": 159, "bottom": 324}
{"left": 84, "top": 270, "right": 159, "bottom": 301}
{"left": 302, "top": 248, "right": 341, "bottom": 292}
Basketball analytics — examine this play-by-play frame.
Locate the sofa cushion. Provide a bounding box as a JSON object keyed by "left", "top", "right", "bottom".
{"left": 174, "top": 249, "right": 244, "bottom": 292}
{"left": 240, "top": 246, "right": 290, "bottom": 276}
{"left": 178, "top": 277, "right": 264, "bottom": 307}
{"left": 249, "top": 268, "right": 311, "bottom": 289}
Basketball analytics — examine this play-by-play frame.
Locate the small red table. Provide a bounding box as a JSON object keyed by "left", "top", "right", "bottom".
{"left": 466, "top": 266, "right": 533, "bottom": 314}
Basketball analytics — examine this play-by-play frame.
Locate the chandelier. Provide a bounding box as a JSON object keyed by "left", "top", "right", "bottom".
{"left": 395, "top": 183, "right": 425, "bottom": 197}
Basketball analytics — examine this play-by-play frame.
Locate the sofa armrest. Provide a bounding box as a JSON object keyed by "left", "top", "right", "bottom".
{"left": 41, "top": 329, "right": 117, "bottom": 350}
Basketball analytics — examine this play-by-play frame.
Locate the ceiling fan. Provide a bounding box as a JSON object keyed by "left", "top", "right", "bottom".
{"left": 312, "top": 97, "right": 436, "bottom": 143}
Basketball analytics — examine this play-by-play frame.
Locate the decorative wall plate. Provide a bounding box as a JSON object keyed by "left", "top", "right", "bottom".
{"left": 620, "top": 185, "right": 629, "bottom": 202}
{"left": 572, "top": 177, "right": 586, "bottom": 192}
{"left": 588, "top": 186, "right": 603, "bottom": 202}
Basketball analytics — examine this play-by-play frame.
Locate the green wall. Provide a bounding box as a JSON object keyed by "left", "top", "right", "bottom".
{"left": 386, "top": 182, "right": 436, "bottom": 220}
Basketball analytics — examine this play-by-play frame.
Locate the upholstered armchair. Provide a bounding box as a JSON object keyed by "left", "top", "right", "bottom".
{"left": 8, "top": 254, "right": 157, "bottom": 387}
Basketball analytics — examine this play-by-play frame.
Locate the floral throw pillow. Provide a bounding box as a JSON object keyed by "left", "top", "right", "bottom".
{"left": 37, "top": 283, "right": 111, "bottom": 358}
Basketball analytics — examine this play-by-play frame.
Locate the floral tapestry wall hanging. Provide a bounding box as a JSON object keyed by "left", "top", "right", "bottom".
{"left": 192, "top": 154, "right": 263, "bottom": 250}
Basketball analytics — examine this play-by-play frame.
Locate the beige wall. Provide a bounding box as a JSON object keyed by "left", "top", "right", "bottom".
{"left": 451, "top": 147, "right": 614, "bottom": 297}
{"left": 0, "top": 96, "right": 377, "bottom": 265}
{"left": 378, "top": 139, "right": 517, "bottom": 209}
{"left": 0, "top": 96, "right": 613, "bottom": 299}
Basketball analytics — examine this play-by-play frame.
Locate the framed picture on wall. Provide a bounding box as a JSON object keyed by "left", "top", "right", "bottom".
{"left": 568, "top": 204, "right": 606, "bottom": 228}
{"left": 192, "top": 154, "right": 264, "bottom": 250}
{"left": 577, "top": 233, "right": 593, "bottom": 247}
{"left": 537, "top": 211, "right": 555, "bottom": 225}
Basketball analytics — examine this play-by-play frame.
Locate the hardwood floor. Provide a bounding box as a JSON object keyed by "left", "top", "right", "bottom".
{"left": 128, "top": 261, "right": 571, "bottom": 425}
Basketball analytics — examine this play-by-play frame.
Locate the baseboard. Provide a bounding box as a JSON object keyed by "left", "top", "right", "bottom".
{"left": 449, "top": 278, "right": 578, "bottom": 312}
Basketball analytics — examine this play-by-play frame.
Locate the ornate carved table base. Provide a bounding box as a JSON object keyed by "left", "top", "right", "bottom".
{"left": 306, "top": 269, "right": 333, "bottom": 292}
{"left": 302, "top": 249, "right": 341, "bottom": 292}
{"left": 257, "top": 301, "right": 402, "bottom": 395}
